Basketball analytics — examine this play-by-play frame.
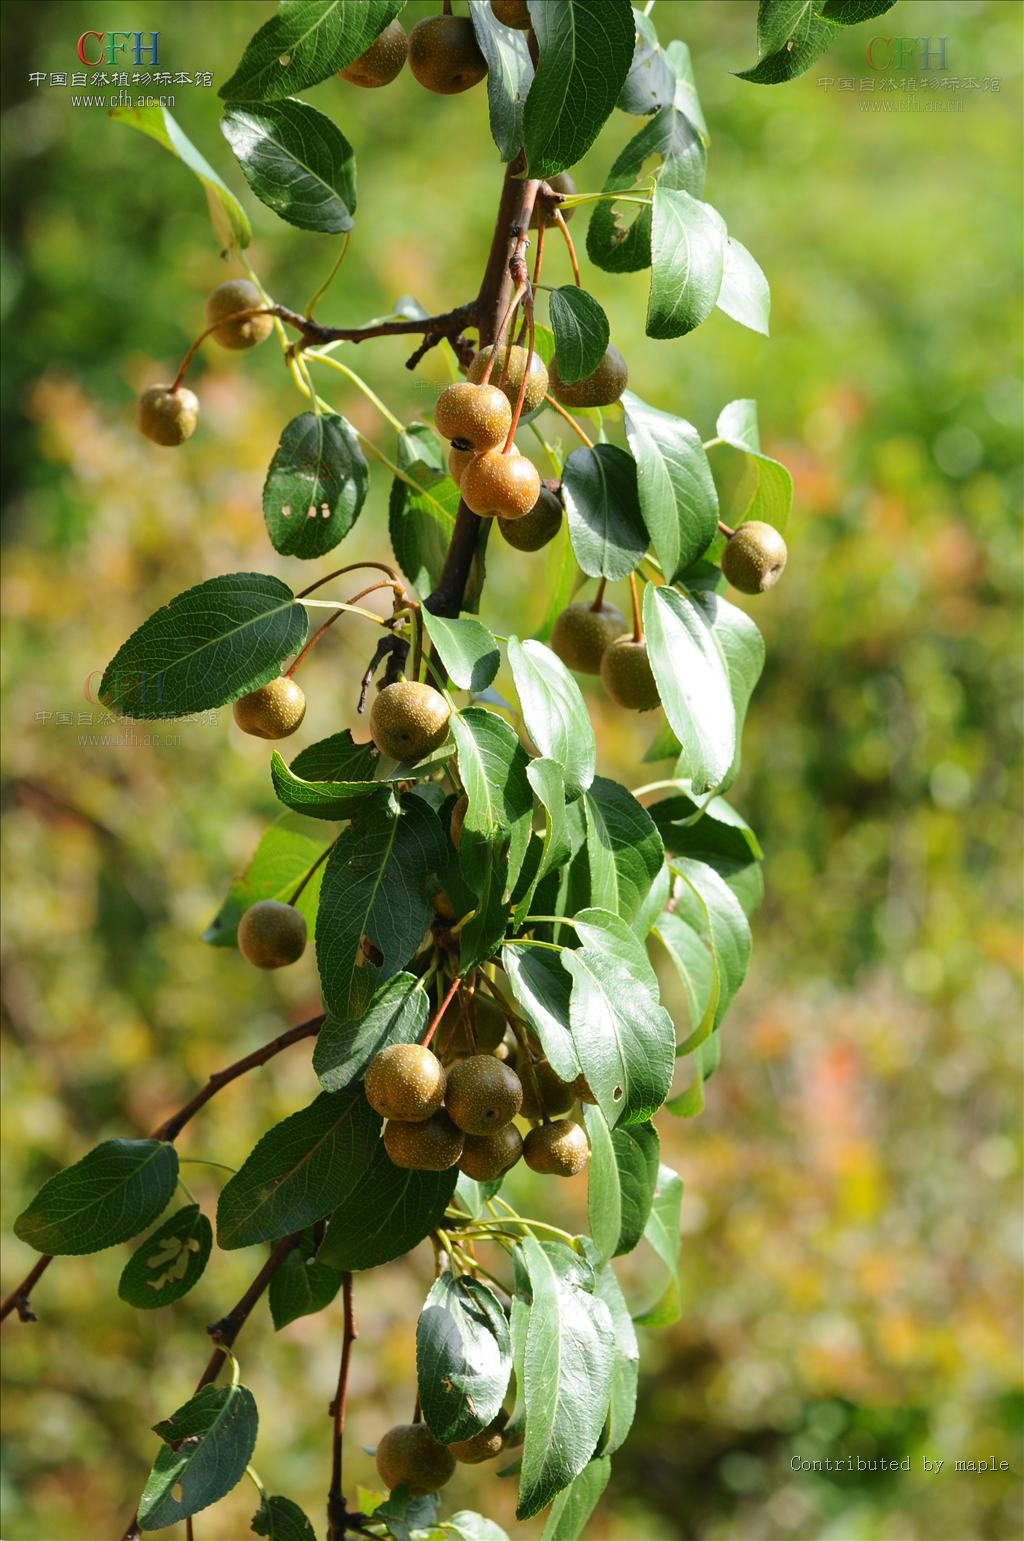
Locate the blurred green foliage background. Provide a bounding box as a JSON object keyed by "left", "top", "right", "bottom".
{"left": 2, "top": 2, "right": 1021, "bottom": 1538}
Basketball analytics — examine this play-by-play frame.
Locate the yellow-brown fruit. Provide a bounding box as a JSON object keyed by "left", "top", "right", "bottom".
{"left": 549, "top": 343, "right": 628, "bottom": 408}
{"left": 450, "top": 793, "right": 469, "bottom": 850}
{"left": 518, "top": 1059, "right": 576, "bottom": 1120}
{"left": 448, "top": 1412, "right": 509, "bottom": 1464}
{"left": 434, "top": 382, "right": 512, "bottom": 451}
{"left": 370, "top": 680, "right": 451, "bottom": 761}
{"left": 431, "top": 890, "right": 456, "bottom": 921}
{"left": 204, "top": 279, "right": 272, "bottom": 350}
{"left": 461, "top": 449, "right": 541, "bottom": 519}
{"left": 530, "top": 171, "right": 577, "bottom": 229}
{"left": 136, "top": 384, "right": 199, "bottom": 447}
{"left": 600, "top": 636, "right": 660, "bottom": 712}
{"left": 383, "top": 1111, "right": 464, "bottom": 1171}
{"left": 375, "top": 1423, "right": 456, "bottom": 1494}
{"left": 468, "top": 343, "right": 549, "bottom": 416}
{"left": 721, "top": 520, "right": 788, "bottom": 594}
{"left": 448, "top": 445, "right": 476, "bottom": 486}
{"left": 550, "top": 600, "right": 626, "bottom": 674}
{"left": 365, "top": 1044, "right": 446, "bottom": 1122}
{"left": 237, "top": 900, "right": 307, "bottom": 970}
{"left": 493, "top": 1027, "right": 517, "bottom": 1062}
{"left": 490, "top": 0, "right": 532, "bottom": 29}
{"left": 339, "top": 19, "right": 408, "bottom": 86}
{"left": 408, "top": 15, "right": 487, "bottom": 94}
{"left": 458, "top": 1123, "right": 523, "bottom": 1182}
{"left": 499, "top": 486, "right": 562, "bottom": 551}
{"left": 523, "top": 1119, "right": 590, "bottom": 1176}
{"left": 445, "top": 1055, "right": 523, "bottom": 1134}
{"left": 232, "top": 676, "right": 306, "bottom": 739}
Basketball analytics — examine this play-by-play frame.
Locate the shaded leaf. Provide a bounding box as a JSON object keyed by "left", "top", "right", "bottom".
{"left": 110, "top": 104, "right": 251, "bottom": 251}
{"left": 820, "top": 0, "right": 896, "bottom": 18}
{"left": 251, "top": 1494, "right": 317, "bottom": 1541}
{"left": 468, "top": 0, "right": 533, "bottom": 162}
{"left": 203, "top": 812, "right": 332, "bottom": 946}
{"left": 388, "top": 427, "right": 476, "bottom": 606}
{"left": 737, "top": 0, "right": 838, "bottom": 85}
{"left": 119, "top": 1205, "right": 212, "bottom": 1309}
{"left": 581, "top": 776, "right": 663, "bottom": 932}
{"left": 315, "top": 972, "right": 429, "bottom": 1092}
{"left": 138, "top": 1383, "right": 257, "bottom": 1530}
{"left": 549, "top": 287, "right": 610, "bottom": 385}
{"left": 501, "top": 944, "right": 579, "bottom": 1082}
{"left": 319, "top": 1142, "right": 457, "bottom": 1270}
{"left": 270, "top": 731, "right": 379, "bottom": 821}
{"left": 268, "top": 1238, "right": 342, "bottom": 1329}
{"left": 263, "top": 412, "right": 368, "bottom": 558}
{"left": 422, "top": 612, "right": 500, "bottom": 693}
{"left": 15, "top": 1139, "right": 177, "bottom": 1257}
{"left": 561, "top": 444, "right": 647, "bottom": 582}
{"left": 523, "top": 0, "right": 636, "bottom": 180}
{"left": 221, "top": 0, "right": 407, "bottom": 101}
{"left": 539, "top": 1455, "right": 611, "bottom": 1541}
{"left": 417, "top": 1273, "right": 512, "bottom": 1444}
{"left": 621, "top": 391, "right": 718, "bottom": 580}
{"left": 222, "top": 99, "right": 356, "bottom": 233}
{"left": 715, "top": 398, "right": 793, "bottom": 530}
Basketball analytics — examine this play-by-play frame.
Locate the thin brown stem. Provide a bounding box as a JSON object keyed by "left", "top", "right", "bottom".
{"left": 543, "top": 392, "right": 594, "bottom": 449}
{"left": 553, "top": 210, "right": 581, "bottom": 286}
{"left": 285, "top": 607, "right": 347, "bottom": 677}
{"left": 326, "top": 1273, "right": 356, "bottom": 1541}
{"left": 287, "top": 846, "right": 335, "bottom": 908}
{"left": 629, "top": 572, "right": 643, "bottom": 642}
{"left": 0, "top": 1254, "right": 53, "bottom": 1324}
{"left": 172, "top": 309, "right": 275, "bottom": 390}
{"left": 592, "top": 578, "right": 608, "bottom": 610}
{"left": 277, "top": 299, "right": 478, "bottom": 353}
{"left": 422, "top": 974, "right": 462, "bottom": 1050}
{"left": 481, "top": 281, "right": 526, "bottom": 384}
{"left": 718, "top": 519, "right": 736, "bottom": 539}
{"left": 296, "top": 561, "right": 402, "bottom": 601}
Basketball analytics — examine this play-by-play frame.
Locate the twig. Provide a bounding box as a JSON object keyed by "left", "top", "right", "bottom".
{"left": 288, "top": 847, "right": 335, "bottom": 908}
{"left": 553, "top": 210, "right": 581, "bottom": 286}
{"left": 326, "top": 1274, "right": 357, "bottom": 1541}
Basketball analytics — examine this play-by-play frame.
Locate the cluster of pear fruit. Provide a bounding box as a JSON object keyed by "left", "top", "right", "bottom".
{"left": 338, "top": 1, "right": 534, "bottom": 98}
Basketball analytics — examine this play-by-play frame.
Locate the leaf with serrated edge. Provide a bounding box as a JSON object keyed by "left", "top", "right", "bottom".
{"left": 523, "top": 0, "right": 635, "bottom": 179}
{"left": 646, "top": 186, "right": 726, "bottom": 340}
{"left": 118, "top": 1204, "right": 212, "bottom": 1309}
{"left": 539, "top": 1454, "right": 611, "bottom": 1541}
{"left": 548, "top": 286, "right": 610, "bottom": 384}
{"left": 319, "top": 1142, "right": 457, "bottom": 1270}
{"left": 561, "top": 948, "right": 675, "bottom": 1127}
{"left": 561, "top": 445, "right": 647, "bottom": 582}
{"left": 15, "top": 1139, "right": 178, "bottom": 1256}
{"left": 220, "top": 0, "right": 407, "bottom": 101}
{"left": 621, "top": 391, "right": 718, "bottom": 580}
{"left": 268, "top": 1245, "right": 342, "bottom": 1330}
{"left": 315, "top": 972, "right": 428, "bottom": 1093}
{"left": 581, "top": 775, "right": 664, "bottom": 931}
{"left": 507, "top": 637, "right": 595, "bottom": 802}
{"left": 468, "top": 0, "right": 533, "bottom": 162}
{"left": 417, "top": 1273, "right": 512, "bottom": 1444}
{"left": 263, "top": 412, "right": 368, "bottom": 558}
{"left": 138, "top": 1383, "right": 257, "bottom": 1530}
{"left": 422, "top": 612, "right": 500, "bottom": 694}
{"left": 251, "top": 1494, "right": 318, "bottom": 1541}
{"left": 643, "top": 583, "right": 736, "bottom": 797}
{"left": 222, "top": 100, "right": 356, "bottom": 234}
{"left": 715, "top": 398, "right": 793, "bottom": 530}
{"left": 502, "top": 944, "right": 579, "bottom": 1082}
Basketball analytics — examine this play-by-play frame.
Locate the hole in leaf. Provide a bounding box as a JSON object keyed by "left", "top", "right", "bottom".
{"left": 612, "top": 1085, "right": 623, "bottom": 1101}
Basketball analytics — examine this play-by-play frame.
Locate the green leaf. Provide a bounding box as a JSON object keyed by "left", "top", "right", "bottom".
{"left": 652, "top": 908, "right": 717, "bottom": 1049}
{"left": 621, "top": 391, "right": 718, "bottom": 580}
{"left": 561, "top": 445, "right": 647, "bottom": 582}
{"left": 417, "top": 1273, "right": 512, "bottom": 1444}
{"left": 717, "top": 237, "right": 770, "bottom": 335}
{"left": 270, "top": 732, "right": 379, "bottom": 821}
{"left": 375, "top": 1490, "right": 439, "bottom": 1541}
{"left": 221, "top": 0, "right": 407, "bottom": 101}
{"left": 118, "top": 1205, "right": 212, "bottom": 1309}
{"left": 446, "top": 1514, "right": 511, "bottom": 1541}
{"left": 561, "top": 949, "right": 675, "bottom": 1127}
{"left": 516, "top": 1237, "right": 615, "bottom": 1521}
{"left": 674, "top": 856, "right": 752, "bottom": 1029}
{"left": 203, "top": 813, "right": 332, "bottom": 946}
{"left": 646, "top": 185, "right": 726, "bottom": 340}
{"left": 318, "top": 1142, "right": 457, "bottom": 1270}
{"left": 263, "top": 412, "right": 368, "bottom": 558}
{"left": 314, "top": 972, "right": 428, "bottom": 1093}
{"left": 549, "top": 287, "right": 610, "bottom": 385}
{"left": 100, "top": 573, "right": 307, "bottom": 720}
{"left": 251, "top": 1494, "right": 318, "bottom": 1541}
{"left": 451, "top": 707, "right": 533, "bottom": 897}
{"left": 819, "top": 0, "right": 896, "bottom": 19}
{"left": 581, "top": 776, "right": 664, "bottom": 932}
{"left": 421, "top": 612, "right": 500, "bottom": 693}
{"left": 109, "top": 104, "right": 251, "bottom": 251}
{"left": 691, "top": 589, "right": 766, "bottom": 795}
{"left": 468, "top": 0, "right": 533, "bottom": 162}
{"left": 634, "top": 1162, "right": 683, "bottom": 1324}
{"left": 572, "top": 906, "right": 659, "bottom": 994}
{"left": 501, "top": 944, "right": 579, "bottom": 1082}
{"left": 583, "top": 1104, "right": 620, "bottom": 1264}
{"left": 138, "top": 1383, "right": 257, "bottom": 1530}
{"left": 511, "top": 758, "right": 570, "bottom": 926}
{"left": 737, "top": 0, "right": 838, "bottom": 85}
{"left": 268, "top": 1235, "right": 343, "bottom": 1329}
{"left": 642, "top": 584, "right": 736, "bottom": 797}
{"left": 507, "top": 637, "right": 596, "bottom": 801}
{"left": 587, "top": 103, "right": 706, "bottom": 274}
{"left": 617, "top": 10, "right": 677, "bottom": 114}
{"left": 523, "top": 0, "right": 636, "bottom": 179}
{"left": 715, "top": 399, "right": 793, "bottom": 530}
{"left": 388, "top": 427, "right": 466, "bottom": 602}
{"left": 14, "top": 1139, "right": 177, "bottom": 1256}
{"left": 315, "top": 792, "right": 447, "bottom": 1019}
{"left": 598, "top": 1118, "right": 660, "bottom": 1258}
{"left": 593, "top": 1263, "right": 639, "bottom": 1456}
{"left": 217, "top": 1087, "right": 381, "bottom": 1249}
{"left": 539, "top": 1455, "right": 611, "bottom": 1541}
{"left": 222, "top": 99, "right": 356, "bottom": 234}
{"left": 650, "top": 793, "right": 763, "bottom": 865}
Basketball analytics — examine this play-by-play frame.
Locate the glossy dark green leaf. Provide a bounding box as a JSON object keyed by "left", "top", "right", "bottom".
{"left": 417, "top": 1273, "right": 512, "bottom": 1444}
{"left": 646, "top": 185, "right": 726, "bottom": 339}
{"left": 388, "top": 426, "right": 475, "bottom": 605}
{"left": 643, "top": 584, "right": 736, "bottom": 797}
{"left": 715, "top": 399, "right": 793, "bottom": 530}
{"left": 820, "top": 0, "right": 896, "bottom": 19}
{"left": 587, "top": 102, "right": 706, "bottom": 273}
{"left": 717, "top": 237, "right": 771, "bottom": 335}
{"left": 594, "top": 1263, "right": 639, "bottom": 1456}
{"left": 118, "top": 1204, "right": 212, "bottom": 1309}
{"left": 14, "top": 1139, "right": 177, "bottom": 1256}
{"left": 139, "top": 1383, "right": 257, "bottom": 1530}
{"left": 221, "top": 0, "right": 407, "bottom": 101}
{"left": 421, "top": 612, "right": 500, "bottom": 693}
{"left": 263, "top": 411, "right": 368, "bottom": 558}
{"left": 549, "top": 287, "right": 610, "bottom": 385}
{"left": 318, "top": 1140, "right": 457, "bottom": 1270}
{"left": 572, "top": 906, "right": 659, "bottom": 994}
{"left": 650, "top": 793, "right": 762, "bottom": 864}
{"left": 562, "top": 948, "right": 675, "bottom": 1127}
{"left": 523, "top": 0, "right": 635, "bottom": 179}
{"left": 634, "top": 1162, "right": 683, "bottom": 1325}
{"left": 217, "top": 1087, "right": 381, "bottom": 1249}
{"left": 222, "top": 99, "right": 356, "bottom": 233}
{"left": 507, "top": 637, "right": 596, "bottom": 802}
{"left": 203, "top": 812, "right": 332, "bottom": 946}
{"left": 451, "top": 706, "right": 533, "bottom": 920}
{"left": 501, "top": 943, "right": 579, "bottom": 1082}
{"left": 693, "top": 588, "right": 766, "bottom": 795}
{"left": 512, "top": 758, "right": 570, "bottom": 926}
{"left": 110, "top": 104, "right": 251, "bottom": 251}
{"left": 468, "top": 0, "right": 533, "bottom": 162}
{"left": 270, "top": 731, "right": 378, "bottom": 821}
{"left": 314, "top": 972, "right": 428, "bottom": 1093}
{"left": 581, "top": 776, "right": 664, "bottom": 932}
{"left": 268, "top": 1238, "right": 342, "bottom": 1329}
{"left": 583, "top": 1104, "right": 620, "bottom": 1265}
{"left": 561, "top": 445, "right": 646, "bottom": 582}
{"left": 737, "top": 0, "right": 838, "bottom": 84}
{"left": 539, "top": 1455, "right": 611, "bottom": 1541}
{"left": 621, "top": 391, "right": 718, "bottom": 580}
{"left": 251, "top": 1494, "right": 318, "bottom": 1541}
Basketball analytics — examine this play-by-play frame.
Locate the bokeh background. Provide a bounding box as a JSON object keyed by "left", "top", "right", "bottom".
{"left": 2, "top": 2, "right": 1021, "bottom": 1538}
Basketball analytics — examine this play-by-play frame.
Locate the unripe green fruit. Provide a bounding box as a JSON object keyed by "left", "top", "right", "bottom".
{"left": 383, "top": 1111, "right": 464, "bottom": 1171}
{"left": 600, "top": 636, "right": 660, "bottom": 712}
{"left": 468, "top": 343, "right": 549, "bottom": 416}
{"left": 523, "top": 1119, "right": 590, "bottom": 1176}
{"left": 237, "top": 900, "right": 307, "bottom": 970}
{"left": 499, "top": 486, "right": 562, "bottom": 551}
{"left": 365, "top": 1044, "right": 446, "bottom": 1122}
{"left": 518, "top": 1060, "right": 576, "bottom": 1120}
{"left": 530, "top": 171, "right": 577, "bottom": 229}
{"left": 721, "top": 520, "right": 788, "bottom": 594}
{"left": 448, "top": 1411, "right": 509, "bottom": 1463}
{"left": 490, "top": 0, "right": 532, "bottom": 29}
{"left": 232, "top": 676, "right": 306, "bottom": 739}
{"left": 458, "top": 1123, "right": 523, "bottom": 1182}
{"left": 445, "top": 1055, "right": 523, "bottom": 1134}
{"left": 375, "top": 1423, "right": 456, "bottom": 1494}
{"left": 408, "top": 15, "right": 487, "bottom": 95}
{"left": 136, "top": 384, "right": 199, "bottom": 446}
{"left": 339, "top": 19, "right": 408, "bottom": 87}
{"left": 369, "top": 681, "right": 451, "bottom": 761}
{"left": 550, "top": 600, "right": 626, "bottom": 674}
{"left": 434, "top": 382, "right": 511, "bottom": 451}
{"left": 549, "top": 343, "right": 628, "bottom": 408}
{"left": 204, "top": 279, "right": 272, "bottom": 350}
{"left": 450, "top": 792, "right": 469, "bottom": 849}
{"left": 461, "top": 449, "right": 541, "bottom": 519}
{"left": 448, "top": 445, "right": 476, "bottom": 486}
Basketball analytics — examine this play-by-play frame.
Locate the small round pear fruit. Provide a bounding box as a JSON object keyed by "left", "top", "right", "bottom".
{"left": 441, "top": 993, "right": 507, "bottom": 1058}
{"left": 408, "top": 15, "right": 487, "bottom": 95}
{"left": 445, "top": 1055, "right": 523, "bottom": 1134}
{"left": 490, "top": 0, "right": 532, "bottom": 29}
{"left": 523, "top": 1119, "right": 590, "bottom": 1176}
{"left": 458, "top": 1123, "right": 523, "bottom": 1182}
{"left": 530, "top": 171, "right": 577, "bottom": 229}
{"left": 232, "top": 676, "right": 306, "bottom": 739}
{"left": 449, "top": 1411, "right": 509, "bottom": 1464}
{"left": 339, "top": 19, "right": 408, "bottom": 87}
{"left": 461, "top": 449, "right": 541, "bottom": 519}
{"left": 721, "top": 521, "right": 788, "bottom": 594}
{"left": 365, "top": 1044, "right": 446, "bottom": 1122}
{"left": 550, "top": 600, "right": 627, "bottom": 674}
{"left": 237, "top": 900, "right": 307, "bottom": 970}
{"left": 434, "top": 382, "right": 511, "bottom": 451}
{"left": 450, "top": 792, "right": 469, "bottom": 850}
{"left": 383, "top": 1111, "right": 464, "bottom": 1171}
{"left": 376, "top": 1423, "right": 456, "bottom": 1495}
{"left": 468, "top": 343, "right": 549, "bottom": 416}
{"left": 499, "top": 486, "right": 562, "bottom": 551}
{"left": 518, "top": 1060, "right": 576, "bottom": 1120}
{"left": 448, "top": 445, "right": 476, "bottom": 486}
{"left": 204, "top": 279, "right": 272, "bottom": 350}
{"left": 600, "top": 636, "right": 660, "bottom": 712}
{"left": 370, "top": 681, "right": 450, "bottom": 761}
{"left": 549, "top": 343, "right": 628, "bottom": 408}
{"left": 136, "top": 384, "right": 199, "bottom": 446}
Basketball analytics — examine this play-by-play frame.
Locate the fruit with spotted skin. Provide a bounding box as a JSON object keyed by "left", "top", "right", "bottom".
{"left": 375, "top": 1423, "right": 456, "bottom": 1494}
{"left": 136, "top": 385, "right": 199, "bottom": 446}
{"left": 458, "top": 1123, "right": 523, "bottom": 1182}
{"left": 468, "top": 343, "right": 549, "bottom": 415}
{"left": 237, "top": 901, "right": 307, "bottom": 970}
{"left": 408, "top": 16, "right": 487, "bottom": 95}
{"left": 365, "top": 1044, "right": 446, "bottom": 1122}
{"left": 232, "top": 676, "right": 306, "bottom": 739}
{"left": 434, "top": 382, "right": 511, "bottom": 451}
{"left": 523, "top": 1119, "right": 590, "bottom": 1176}
{"left": 369, "top": 681, "right": 450, "bottom": 760}
{"left": 490, "top": 0, "right": 531, "bottom": 29}
{"left": 600, "top": 636, "right": 660, "bottom": 711}
{"left": 204, "top": 279, "right": 272, "bottom": 350}
{"left": 530, "top": 171, "right": 577, "bottom": 229}
{"left": 722, "top": 520, "right": 788, "bottom": 594}
{"left": 518, "top": 1060, "right": 576, "bottom": 1120}
{"left": 448, "top": 445, "right": 476, "bottom": 486}
{"left": 461, "top": 449, "right": 541, "bottom": 519}
{"left": 445, "top": 1055, "right": 523, "bottom": 1134}
{"left": 549, "top": 343, "right": 628, "bottom": 408}
{"left": 550, "top": 600, "right": 626, "bottom": 673}
{"left": 339, "top": 19, "right": 408, "bottom": 87}
{"left": 448, "top": 1411, "right": 509, "bottom": 1463}
{"left": 383, "top": 1111, "right": 464, "bottom": 1171}
{"left": 499, "top": 486, "right": 562, "bottom": 551}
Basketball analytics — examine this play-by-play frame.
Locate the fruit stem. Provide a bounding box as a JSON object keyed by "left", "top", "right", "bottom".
{"left": 305, "top": 352, "right": 405, "bottom": 434}
{"left": 296, "top": 562, "right": 404, "bottom": 600}
{"left": 306, "top": 232, "right": 350, "bottom": 321}
{"left": 287, "top": 840, "right": 336, "bottom": 907}
{"left": 629, "top": 572, "right": 644, "bottom": 642}
{"left": 592, "top": 578, "right": 608, "bottom": 610}
{"left": 421, "top": 973, "right": 462, "bottom": 1049}
{"left": 543, "top": 392, "right": 594, "bottom": 448}
{"left": 171, "top": 308, "right": 276, "bottom": 391}
{"left": 285, "top": 607, "right": 346, "bottom": 677}
{"left": 552, "top": 209, "right": 581, "bottom": 286}
{"left": 718, "top": 519, "right": 736, "bottom": 539}
{"left": 326, "top": 1273, "right": 356, "bottom": 1541}
{"left": 480, "top": 280, "right": 527, "bottom": 385}
{"left": 503, "top": 292, "right": 536, "bottom": 452}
